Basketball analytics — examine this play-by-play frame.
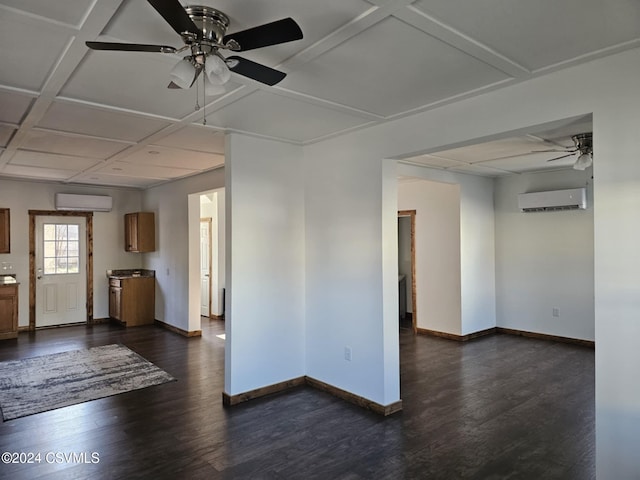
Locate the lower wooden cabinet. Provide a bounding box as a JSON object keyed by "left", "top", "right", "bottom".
{"left": 109, "top": 277, "right": 155, "bottom": 327}
{"left": 0, "top": 284, "right": 18, "bottom": 340}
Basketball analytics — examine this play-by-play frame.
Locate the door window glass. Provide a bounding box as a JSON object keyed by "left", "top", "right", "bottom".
{"left": 43, "top": 224, "right": 80, "bottom": 274}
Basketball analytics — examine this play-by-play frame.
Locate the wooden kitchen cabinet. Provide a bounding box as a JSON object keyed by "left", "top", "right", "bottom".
{"left": 109, "top": 277, "right": 155, "bottom": 327}
{"left": 109, "top": 281, "right": 122, "bottom": 322}
{"left": 0, "top": 284, "right": 18, "bottom": 340}
{"left": 125, "top": 212, "right": 155, "bottom": 252}
{"left": 0, "top": 208, "right": 9, "bottom": 254}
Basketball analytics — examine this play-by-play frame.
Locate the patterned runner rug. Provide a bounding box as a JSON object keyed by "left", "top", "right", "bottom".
{"left": 0, "top": 344, "right": 175, "bottom": 421}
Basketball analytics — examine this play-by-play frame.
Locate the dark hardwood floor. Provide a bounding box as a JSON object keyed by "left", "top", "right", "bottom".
{"left": 0, "top": 320, "right": 594, "bottom": 479}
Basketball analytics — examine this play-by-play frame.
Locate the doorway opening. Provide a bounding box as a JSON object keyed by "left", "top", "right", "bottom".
{"left": 398, "top": 210, "right": 416, "bottom": 333}
{"left": 28, "top": 210, "right": 93, "bottom": 330}
{"left": 200, "top": 217, "right": 212, "bottom": 318}
{"left": 188, "top": 189, "right": 225, "bottom": 332}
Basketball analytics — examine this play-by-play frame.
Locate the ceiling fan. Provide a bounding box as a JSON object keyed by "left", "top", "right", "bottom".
{"left": 85, "top": 0, "right": 303, "bottom": 95}
{"left": 534, "top": 132, "right": 593, "bottom": 170}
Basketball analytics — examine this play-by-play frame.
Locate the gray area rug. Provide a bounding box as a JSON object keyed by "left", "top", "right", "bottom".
{"left": 0, "top": 344, "right": 175, "bottom": 421}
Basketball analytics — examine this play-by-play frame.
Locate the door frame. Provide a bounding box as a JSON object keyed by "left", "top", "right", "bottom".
{"left": 28, "top": 210, "right": 93, "bottom": 331}
{"left": 398, "top": 210, "right": 417, "bottom": 333}
{"left": 200, "top": 217, "right": 213, "bottom": 318}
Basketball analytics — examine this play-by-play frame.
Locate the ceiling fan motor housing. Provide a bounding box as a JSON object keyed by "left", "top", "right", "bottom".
{"left": 573, "top": 133, "right": 593, "bottom": 154}
{"left": 185, "top": 6, "right": 229, "bottom": 44}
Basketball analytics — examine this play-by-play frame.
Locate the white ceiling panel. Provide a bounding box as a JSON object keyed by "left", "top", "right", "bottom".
{"left": 38, "top": 102, "right": 170, "bottom": 142}
{"left": 401, "top": 115, "right": 593, "bottom": 176}
{"left": 446, "top": 164, "right": 509, "bottom": 177}
{"left": 22, "top": 129, "right": 130, "bottom": 159}
{"left": 479, "top": 152, "right": 577, "bottom": 172}
{"left": 206, "top": 90, "right": 372, "bottom": 142}
{"left": 154, "top": 126, "right": 225, "bottom": 154}
{"left": 404, "top": 155, "right": 466, "bottom": 169}
{"left": 432, "top": 137, "right": 549, "bottom": 163}
{"left": 60, "top": 51, "right": 207, "bottom": 119}
{"left": 121, "top": 146, "right": 224, "bottom": 170}
{"left": 1, "top": 164, "right": 75, "bottom": 181}
{"left": 75, "top": 172, "right": 163, "bottom": 189}
{"left": 0, "top": 125, "right": 15, "bottom": 147}
{"left": 281, "top": 16, "right": 509, "bottom": 117}
{"left": 97, "top": 161, "right": 198, "bottom": 180}
{"left": 10, "top": 150, "right": 102, "bottom": 171}
{"left": 101, "top": 0, "right": 177, "bottom": 45}
{"left": 0, "top": 91, "right": 34, "bottom": 124}
{"left": 414, "top": 0, "right": 640, "bottom": 71}
{"left": 0, "top": 0, "right": 95, "bottom": 27}
{"left": 0, "top": 9, "right": 73, "bottom": 91}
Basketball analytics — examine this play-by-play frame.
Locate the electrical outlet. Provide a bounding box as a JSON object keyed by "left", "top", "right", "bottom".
{"left": 344, "top": 346, "right": 352, "bottom": 362}
{"left": 552, "top": 308, "right": 560, "bottom": 318}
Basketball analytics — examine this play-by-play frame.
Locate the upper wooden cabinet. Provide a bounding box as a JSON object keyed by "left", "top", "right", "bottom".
{"left": 125, "top": 212, "right": 155, "bottom": 253}
{"left": 0, "top": 209, "right": 9, "bottom": 254}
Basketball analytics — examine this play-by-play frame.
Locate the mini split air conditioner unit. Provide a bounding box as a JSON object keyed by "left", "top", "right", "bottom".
{"left": 517, "top": 188, "right": 586, "bottom": 212}
{"left": 55, "top": 193, "right": 113, "bottom": 212}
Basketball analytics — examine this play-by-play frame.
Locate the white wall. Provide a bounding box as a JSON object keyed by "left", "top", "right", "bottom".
{"left": 397, "top": 179, "right": 462, "bottom": 334}
{"left": 308, "top": 46, "right": 640, "bottom": 477}
{"left": 459, "top": 173, "right": 497, "bottom": 335}
{"left": 396, "top": 166, "right": 496, "bottom": 335}
{"left": 142, "top": 168, "right": 224, "bottom": 332}
{"left": 0, "top": 178, "right": 142, "bottom": 325}
{"left": 224, "top": 134, "right": 305, "bottom": 395}
{"left": 495, "top": 170, "right": 594, "bottom": 341}
{"left": 304, "top": 146, "right": 400, "bottom": 406}
{"left": 214, "top": 190, "right": 225, "bottom": 316}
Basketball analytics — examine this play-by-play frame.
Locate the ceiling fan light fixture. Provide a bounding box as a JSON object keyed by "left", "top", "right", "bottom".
{"left": 205, "top": 54, "right": 231, "bottom": 85}
{"left": 204, "top": 76, "right": 226, "bottom": 96}
{"left": 573, "top": 152, "right": 593, "bottom": 170}
{"left": 170, "top": 58, "right": 196, "bottom": 89}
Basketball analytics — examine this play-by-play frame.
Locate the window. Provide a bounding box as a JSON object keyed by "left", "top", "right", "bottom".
{"left": 43, "top": 224, "right": 80, "bottom": 274}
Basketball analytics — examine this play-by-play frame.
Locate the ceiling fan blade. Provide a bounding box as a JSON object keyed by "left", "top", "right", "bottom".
{"left": 226, "top": 56, "right": 287, "bottom": 86}
{"left": 223, "top": 18, "right": 303, "bottom": 52}
{"left": 86, "top": 41, "right": 176, "bottom": 53}
{"left": 547, "top": 153, "right": 575, "bottom": 162}
{"left": 532, "top": 148, "right": 577, "bottom": 153}
{"left": 147, "top": 0, "right": 201, "bottom": 38}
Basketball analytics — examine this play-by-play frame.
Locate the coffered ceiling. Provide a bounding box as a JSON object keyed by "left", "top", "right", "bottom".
{"left": 1, "top": 0, "right": 638, "bottom": 188}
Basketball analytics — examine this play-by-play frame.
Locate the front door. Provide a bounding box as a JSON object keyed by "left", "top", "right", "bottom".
{"left": 35, "top": 216, "right": 87, "bottom": 327}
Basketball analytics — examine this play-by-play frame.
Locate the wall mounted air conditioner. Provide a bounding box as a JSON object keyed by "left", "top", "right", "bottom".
{"left": 517, "top": 188, "right": 586, "bottom": 212}
{"left": 55, "top": 193, "right": 113, "bottom": 212}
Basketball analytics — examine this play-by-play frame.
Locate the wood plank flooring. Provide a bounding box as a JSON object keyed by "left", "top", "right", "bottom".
{"left": 0, "top": 321, "right": 594, "bottom": 479}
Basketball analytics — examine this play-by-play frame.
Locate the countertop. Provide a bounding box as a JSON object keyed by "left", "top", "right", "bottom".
{"left": 107, "top": 269, "right": 155, "bottom": 279}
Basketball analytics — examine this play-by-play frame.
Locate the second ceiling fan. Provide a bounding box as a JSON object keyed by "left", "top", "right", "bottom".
{"left": 534, "top": 133, "right": 593, "bottom": 171}
{"left": 86, "top": 0, "right": 303, "bottom": 95}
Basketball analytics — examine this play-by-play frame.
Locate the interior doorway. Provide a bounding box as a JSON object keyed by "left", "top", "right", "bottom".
{"left": 187, "top": 189, "right": 225, "bottom": 332}
{"left": 398, "top": 210, "right": 417, "bottom": 333}
{"left": 200, "top": 218, "right": 212, "bottom": 317}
